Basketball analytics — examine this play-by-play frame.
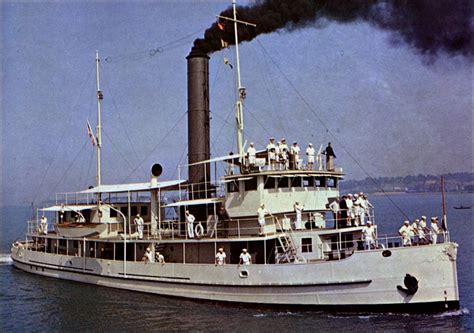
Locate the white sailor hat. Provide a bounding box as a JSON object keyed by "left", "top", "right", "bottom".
{"left": 404, "top": 220, "right": 409, "bottom": 224}
{"left": 309, "top": 143, "right": 313, "bottom": 146}
{"left": 242, "top": 248, "right": 247, "bottom": 252}
{"left": 421, "top": 216, "right": 426, "bottom": 220}
{"left": 415, "top": 219, "right": 420, "bottom": 222}
{"left": 250, "top": 142, "right": 254, "bottom": 146}
{"left": 367, "top": 221, "right": 372, "bottom": 224}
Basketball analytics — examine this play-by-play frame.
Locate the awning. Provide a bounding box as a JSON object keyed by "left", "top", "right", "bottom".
{"left": 40, "top": 204, "right": 96, "bottom": 212}
{"left": 80, "top": 179, "right": 185, "bottom": 194}
{"left": 164, "top": 197, "right": 223, "bottom": 208}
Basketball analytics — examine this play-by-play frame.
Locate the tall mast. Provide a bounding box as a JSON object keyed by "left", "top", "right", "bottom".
{"left": 95, "top": 50, "right": 103, "bottom": 188}
{"left": 232, "top": 0, "right": 244, "bottom": 162}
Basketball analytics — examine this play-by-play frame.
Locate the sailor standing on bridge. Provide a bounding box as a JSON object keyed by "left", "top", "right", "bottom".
{"left": 306, "top": 143, "right": 315, "bottom": 170}
{"left": 134, "top": 214, "right": 144, "bottom": 240}
{"left": 40, "top": 215, "right": 48, "bottom": 235}
{"left": 185, "top": 210, "right": 195, "bottom": 239}
{"left": 247, "top": 142, "right": 257, "bottom": 167}
{"left": 266, "top": 137, "right": 276, "bottom": 170}
{"left": 323, "top": 142, "right": 336, "bottom": 171}
{"left": 293, "top": 202, "right": 304, "bottom": 230}
{"left": 257, "top": 204, "right": 269, "bottom": 236}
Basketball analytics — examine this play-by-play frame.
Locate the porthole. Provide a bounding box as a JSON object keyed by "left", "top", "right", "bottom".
{"left": 382, "top": 250, "right": 392, "bottom": 257}
{"left": 239, "top": 270, "right": 249, "bottom": 278}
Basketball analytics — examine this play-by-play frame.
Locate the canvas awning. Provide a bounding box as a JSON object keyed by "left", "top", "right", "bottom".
{"left": 164, "top": 197, "right": 223, "bottom": 208}
{"left": 40, "top": 204, "right": 96, "bottom": 212}
{"left": 80, "top": 179, "right": 185, "bottom": 194}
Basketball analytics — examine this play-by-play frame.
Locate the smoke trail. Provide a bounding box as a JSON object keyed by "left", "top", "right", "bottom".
{"left": 191, "top": 0, "right": 473, "bottom": 58}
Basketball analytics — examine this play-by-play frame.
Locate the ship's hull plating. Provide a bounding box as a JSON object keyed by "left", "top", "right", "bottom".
{"left": 11, "top": 242, "right": 459, "bottom": 313}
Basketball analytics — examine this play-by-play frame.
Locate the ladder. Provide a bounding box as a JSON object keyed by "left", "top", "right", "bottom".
{"left": 273, "top": 216, "right": 305, "bottom": 263}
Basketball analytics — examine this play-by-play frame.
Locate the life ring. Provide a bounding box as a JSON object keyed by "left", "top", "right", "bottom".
{"left": 195, "top": 222, "right": 204, "bottom": 238}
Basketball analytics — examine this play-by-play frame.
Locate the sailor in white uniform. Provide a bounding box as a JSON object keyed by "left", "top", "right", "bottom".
{"left": 306, "top": 143, "right": 315, "bottom": 170}
{"left": 40, "top": 215, "right": 48, "bottom": 235}
{"left": 293, "top": 202, "right": 304, "bottom": 230}
{"left": 215, "top": 247, "right": 226, "bottom": 266}
{"left": 399, "top": 220, "right": 412, "bottom": 246}
{"left": 257, "top": 203, "right": 269, "bottom": 235}
{"left": 362, "top": 221, "right": 376, "bottom": 249}
{"left": 185, "top": 210, "right": 195, "bottom": 239}
{"left": 418, "top": 216, "right": 428, "bottom": 244}
{"left": 279, "top": 138, "right": 289, "bottom": 170}
{"left": 266, "top": 137, "right": 277, "bottom": 170}
{"left": 239, "top": 248, "right": 252, "bottom": 266}
{"left": 156, "top": 251, "right": 165, "bottom": 264}
{"left": 430, "top": 217, "right": 440, "bottom": 244}
{"left": 134, "top": 214, "right": 144, "bottom": 239}
{"left": 143, "top": 247, "right": 154, "bottom": 264}
{"left": 247, "top": 142, "right": 257, "bottom": 167}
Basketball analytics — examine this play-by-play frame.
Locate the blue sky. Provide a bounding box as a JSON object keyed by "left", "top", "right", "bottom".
{"left": 1, "top": 1, "right": 472, "bottom": 206}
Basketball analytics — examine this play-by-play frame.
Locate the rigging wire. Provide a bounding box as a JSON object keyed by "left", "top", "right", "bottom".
{"left": 102, "top": 128, "right": 136, "bottom": 171}
{"left": 105, "top": 82, "right": 141, "bottom": 162}
{"left": 104, "top": 27, "right": 206, "bottom": 64}
{"left": 121, "top": 111, "right": 187, "bottom": 182}
{"left": 44, "top": 139, "right": 89, "bottom": 201}
{"left": 256, "top": 39, "right": 410, "bottom": 219}
{"left": 32, "top": 66, "right": 95, "bottom": 205}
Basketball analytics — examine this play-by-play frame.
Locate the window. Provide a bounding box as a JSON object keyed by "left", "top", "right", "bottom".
{"left": 264, "top": 177, "right": 276, "bottom": 189}
{"left": 327, "top": 177, "right": 336, "bottom": 188}
{"left": 303, "top": 177, "right": 314, "bottom": 187}
{"left": 291, "top": 177, "right": 302, "bottom": 188}
{"left": 110, "top": 208, "right": 117, "bottom": 218}
{"left": 315, "top": 177, "right": 326, "bottom": 187}
{"left": 140, "top": 206, "right": 148, "bottom": 216}
{"left": 244, "top": 178, "right": 257, "bottom": 191}
{"left": 277, "top": 177, "right": 289, "bottom": 188}
{"left": 131, "top": 206, "right": 138, "bottom": 216}
{"left": 302, "top": 238, "right": 313, "bottom": 253}
{"left": 227, "top": 181, "right": 239, "bottom": 193}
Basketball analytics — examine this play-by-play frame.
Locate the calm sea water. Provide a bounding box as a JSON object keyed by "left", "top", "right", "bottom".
{"left": 1, "top": 193, "right": 472, "bottom": 331}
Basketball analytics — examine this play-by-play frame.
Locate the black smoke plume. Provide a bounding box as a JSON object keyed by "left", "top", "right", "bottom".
{"left": 191, "top": 0, "right": 473, "bottom": 58}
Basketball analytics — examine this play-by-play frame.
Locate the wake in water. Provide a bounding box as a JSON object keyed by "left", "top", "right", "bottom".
{"left": 434, "top": 308, "right": 470, "bottom": 317}
{"left": 0, "top": 253, "right": 13, "bottom": 265}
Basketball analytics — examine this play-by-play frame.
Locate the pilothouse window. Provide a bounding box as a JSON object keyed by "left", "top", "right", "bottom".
{"left": 302, "top": 238, "right": 313, "bottom": 253}
{"left": 244, "top": 178, "right": 257, "bottom": 191}
{"left": 227, "top": 181, "right": 239, "bottom": 193}
{"left": 264, "top": 177, "right": 276, "bottom": 189}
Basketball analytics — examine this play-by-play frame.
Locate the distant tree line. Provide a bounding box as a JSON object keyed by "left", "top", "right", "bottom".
{"left": 341, "top": 172, "right": 474, "bottom": 194}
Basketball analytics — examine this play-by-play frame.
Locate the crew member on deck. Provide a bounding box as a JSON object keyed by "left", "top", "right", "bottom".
{"left": 156, "top": 251, "right": 165, "bottom": 264}
{"left": 328, "top": 198, "right": 340, "bottom": 229}
{"left": 266, "top": 137, "right": 277, "bottom": 170}
{"left": 143, "top": 247, "right": 154, "bottom": 264}
{"left": 247, "top": 142, "right": 257, "bottom": 168}
{"left": 279, "top": 138, "right": 289, "bottom": 170}
{"left": 306, "top": 143, "right": 315, "bottom": 170}
{"left": 362, "top": 221, "right": 376, "bottom": 249}
{"left": 185, "top": 210, "right": 195, "bottom": 239}
{"left": 290, "top": 142, "right": 301, "bottom": 170}
{"left": 418, "top": 216, "right": 428, "bottom": 244}
{"left": 323, "top": 142, "right": 336, "bottom": 171}
{"left": 293, "top": 202, "right": 304, "bottom": 230}
{"left": 399, "top": 220, "right": 412, "bottom": 246}
{"left": 134, "top": 214, "right": 144, "bottom": 240}
{"left": 40, "top": 215, "right": 48, "bottom": 235}
{"left": 257, "top": 203, "right": 269, "bottom": 236}
{"left": 430, "top": 217, "right": 440, "bottom": 244}
{"left": 215, "top": 247, "right": 226, "bottom": 266}
{"left": 239, "top": 248, "right": 252, "bottom": 266}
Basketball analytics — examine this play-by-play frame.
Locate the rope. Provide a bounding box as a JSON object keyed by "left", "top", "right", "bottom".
{"left": 104, "top": 27, "right": 206, "bottom": 64}
{"left": 44, "top": 139, "right": 89, "bottom": 201}
{"left": 32, "top": 67, "right": 95, "bottom": 204}
{"left": 256, "top": 39, "right": 409, "bottom": 219}
{"left": 122, "top": 111, "right": 187, "bottom": 182}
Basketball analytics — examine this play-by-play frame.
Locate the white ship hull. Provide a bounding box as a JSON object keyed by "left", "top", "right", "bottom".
{"left": 11, "top": 242, "right": 459, "bottom": 312}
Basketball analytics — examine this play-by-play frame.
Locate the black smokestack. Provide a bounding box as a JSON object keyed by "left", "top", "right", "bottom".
{"left": 191, "top": 0, "right": 473, "bottom": 59}
{"left": 187, "top": 51, "right": 211, "bottom": 199}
